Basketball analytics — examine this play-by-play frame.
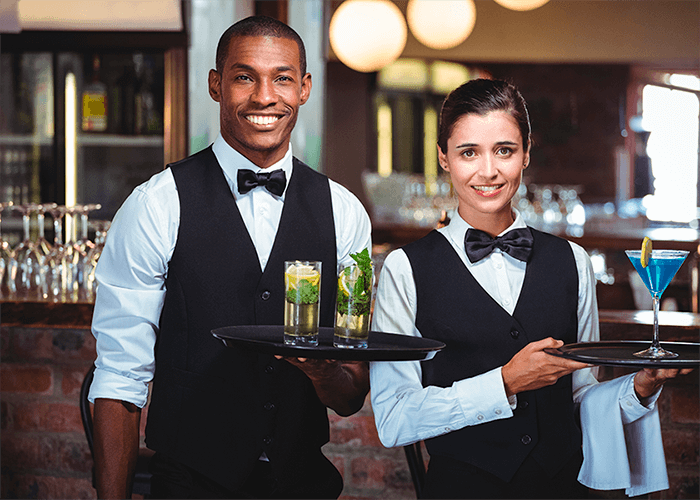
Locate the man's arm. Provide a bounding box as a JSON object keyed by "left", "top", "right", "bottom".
{"left": 93, "top": 398, "right": 142, "bottom": 499}
{"left": 277, "top": 358, "right": 369, "bottom": 416}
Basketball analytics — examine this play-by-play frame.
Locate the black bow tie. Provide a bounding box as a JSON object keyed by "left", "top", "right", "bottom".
{"left": 464, "top": 227, "right": 534, "bottom": 263}
{"left": 237, "top": 169, "right": 286, "bottom": 197}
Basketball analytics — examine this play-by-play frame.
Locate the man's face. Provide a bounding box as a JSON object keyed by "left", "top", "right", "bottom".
{"left": 208, "top": 35, "right": 311, "bottom": 168}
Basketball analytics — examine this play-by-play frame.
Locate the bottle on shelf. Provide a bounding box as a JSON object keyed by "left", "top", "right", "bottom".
{"left": 82, "top": 55, "right": 108, "bottom": 133}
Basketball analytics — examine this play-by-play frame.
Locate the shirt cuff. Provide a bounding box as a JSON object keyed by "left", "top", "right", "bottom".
{"left": 453, "top": 367, "right": 514, "bottom": 425}
{"left": 619, "top": 373, "right": 661, "bottom": 424}
{"left": 88, "top": 366, "right": 150, "bottom": 408}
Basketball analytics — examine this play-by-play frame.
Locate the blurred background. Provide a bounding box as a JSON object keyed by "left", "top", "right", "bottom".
{"left": 0, "top": 1, "right": 698, "bottom": 498}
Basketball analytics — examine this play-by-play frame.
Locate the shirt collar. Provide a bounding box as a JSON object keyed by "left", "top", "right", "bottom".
{"left": 443, "top": 208, "right": 527, "bottom": 249}
{"left": 211, "top": 133, "right": 294, "bottom": 199}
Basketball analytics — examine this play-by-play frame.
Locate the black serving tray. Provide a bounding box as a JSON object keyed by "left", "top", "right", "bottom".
{"left": 545, "top": 340, "right": 700, "bottom": 368}
{"left": 212, "top": 325, "right": 445, "bottom": 361}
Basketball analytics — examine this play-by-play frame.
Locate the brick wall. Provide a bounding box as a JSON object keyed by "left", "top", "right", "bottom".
{"left": 1, "top": 323, "right": 697, "bottom": 499}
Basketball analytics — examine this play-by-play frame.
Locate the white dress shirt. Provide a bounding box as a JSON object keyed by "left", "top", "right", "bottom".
{"left": 89, "top": 134, "right": 372, "bottom": 407}
{"left": 370, "top": 210, "right": 659, "bottom": 447}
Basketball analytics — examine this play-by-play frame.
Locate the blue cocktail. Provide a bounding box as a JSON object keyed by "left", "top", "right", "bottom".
{"left": 625, "top": 249, "right": 689, "bottom": 358}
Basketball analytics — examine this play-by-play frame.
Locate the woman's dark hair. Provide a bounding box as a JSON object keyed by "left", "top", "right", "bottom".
{"left": 437, "top": 79, "right": 531, "bottom": 154}
{"left": 215, "top": 16, "right": 307, "bottom": 75}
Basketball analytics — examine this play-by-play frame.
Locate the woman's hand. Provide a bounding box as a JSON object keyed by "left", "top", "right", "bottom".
{"left": 502, "top": 337, "right": 590, "bottom": 397}
{"left": 633, "top": 367, "right": 695, "bottom": 402}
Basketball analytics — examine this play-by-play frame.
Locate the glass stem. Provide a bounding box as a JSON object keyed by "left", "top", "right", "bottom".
{"left": 53, "top": 217, "right": 63, "bottom": 246}
{"left": 23, "top": 213, "right": 31, "bottom": 241}
{"left": 652, "top": 295, "right": 661, "bottom": 349}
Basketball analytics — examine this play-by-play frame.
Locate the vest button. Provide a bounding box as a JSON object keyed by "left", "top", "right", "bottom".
{"left": 518, "top": 400, "right": 529, "bottom": 410}
{"left": 261, "top": 290, "right": 271, "bottom": 300}
{"left": 521, "top": 434, "right": 532, "bottom": 445}
{"left": 264, "top": 402, "right": 276, "bottom": 411}
{"left": 265, "top": 365, "right": 275, "bottom": 374}
{"left": 263, "top": 436, "right": 273, "bottom": 446}
{"left": 510, "top": 329, "right": 520, "bottom": 339}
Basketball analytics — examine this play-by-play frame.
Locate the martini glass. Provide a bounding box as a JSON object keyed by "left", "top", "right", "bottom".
{"left": 625, "top": 249, "right": 689, "bottom": 358}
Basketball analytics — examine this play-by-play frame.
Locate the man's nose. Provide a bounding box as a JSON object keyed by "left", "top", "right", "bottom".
{"left": 252, "top": 79, "right": 277, "bottom": 106}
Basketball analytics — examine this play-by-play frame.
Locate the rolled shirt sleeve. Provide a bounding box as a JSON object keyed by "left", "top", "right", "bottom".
{"left": 88, "top": 170, "right": 178, "bottom": 408}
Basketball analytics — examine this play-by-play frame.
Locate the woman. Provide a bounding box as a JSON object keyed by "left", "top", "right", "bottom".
{"left": 370, "top": 79, "right": 688, "bottom": 499}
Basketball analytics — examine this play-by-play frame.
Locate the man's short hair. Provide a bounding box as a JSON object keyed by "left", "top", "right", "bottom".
{"left": 216, "top": 16, "right": 307, "bottom": 75}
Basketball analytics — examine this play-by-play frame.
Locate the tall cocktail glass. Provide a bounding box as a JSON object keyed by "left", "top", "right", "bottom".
{"left": 334, "top": 258, "right": 373, "bottom": 349}
{"left": 625, "top": 249, "right": 689, "bottom": 358}
{"left": 284, "top": 261, "right": 321, "bottom": 346}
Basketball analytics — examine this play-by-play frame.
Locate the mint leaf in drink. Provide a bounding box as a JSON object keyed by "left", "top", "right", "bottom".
{"left": 287, "top": 279, "right": 319, "bottom": 304}
{"left": 337, "top": 248, "right": 372, "bottom": 317}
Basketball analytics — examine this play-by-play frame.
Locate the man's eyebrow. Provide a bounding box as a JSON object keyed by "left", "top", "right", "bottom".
{"left": 228, "top": 63, "right": 296, "bottom": 73}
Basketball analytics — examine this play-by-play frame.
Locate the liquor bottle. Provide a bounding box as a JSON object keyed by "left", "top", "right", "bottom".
{"left": 82, "top": 55, "right": 108, "bottom": 132}
{"left": 134, "top": 53, "right": 162, "bottom": 135}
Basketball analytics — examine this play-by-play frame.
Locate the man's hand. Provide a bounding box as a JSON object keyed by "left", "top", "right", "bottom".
{"left": 276, "top": 356, "right": 369, "bottom": 417}
{"left": 502, "top": 337, "right": 590, "bottom": 397}
{"left": 633, "top": 367, "right": 695, "bottom": 401}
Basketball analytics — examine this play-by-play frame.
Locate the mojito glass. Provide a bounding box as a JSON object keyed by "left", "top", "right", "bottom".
{"left": 284, "top": 261, "right": 321, "bottom": 346}
{"left": 334, "top": 249, "right": 373, "bottom": 348}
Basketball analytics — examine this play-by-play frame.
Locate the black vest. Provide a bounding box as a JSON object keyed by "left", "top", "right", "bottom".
{"left": 403, "top": 229, "right": 581, "bottom": 482}
{"left": 144, "top": 147, "right": 338, "bottom": 491}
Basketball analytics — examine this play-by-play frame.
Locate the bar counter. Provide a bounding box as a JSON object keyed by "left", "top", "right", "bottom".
{"left": 1, "top": 301, "right": 698, "bottom": 499}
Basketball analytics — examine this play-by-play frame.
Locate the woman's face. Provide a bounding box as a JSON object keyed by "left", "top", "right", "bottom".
{"left": 438, "top": 110, "right": 529, "bottom": 234}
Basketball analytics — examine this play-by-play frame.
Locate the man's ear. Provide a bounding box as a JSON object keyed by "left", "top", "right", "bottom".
{"left": 299, "top": 73, "right": 312, "bottom": 106}
{"left": 208, "top": 69, "right": 221, "bottom": 102}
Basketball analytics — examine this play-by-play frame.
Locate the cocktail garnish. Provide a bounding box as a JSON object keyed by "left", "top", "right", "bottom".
{"left": 641, "top": 237, "right": 652, "bottom": 268}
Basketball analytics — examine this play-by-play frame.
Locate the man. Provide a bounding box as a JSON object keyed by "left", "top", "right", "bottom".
{"left": 89, "top": 16, "right": 371, "bottom": 499}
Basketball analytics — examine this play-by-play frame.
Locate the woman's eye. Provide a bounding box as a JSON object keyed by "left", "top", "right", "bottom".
{"left": 497, "top": 147, "right": 513, "bottom": 156}
{"left": 460, "top": 149, "right": 475, "bottom": 158}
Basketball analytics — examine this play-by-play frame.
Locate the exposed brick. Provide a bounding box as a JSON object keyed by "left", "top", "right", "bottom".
{"left": 62, "top": 365, "right": 90, "bottom": 399}
{"left": 51, "top": 329, "right": 97, "bottom": 361}
{"left": 1, "top": 434, "right": 43, "bottom": 470}
{"left": 350, "top": 456, "right": 408, "bottom": 490}
{"left": 15, "top": 401, "right": 83, "bottom": 433}
{"left": 0, "top": 365, "right": 52, "bottom": 394}
{"left": 0, "top": 473, "right": 96, "bottom": 500}
{"left": 669, "top": 385, "right": 700, "bottom": 424}
{"left": 330, "top": 413, "right": 382, "bottom": 447}
{"left": 13, "top": 329, "right": 54, "bottom": 361}
{"left": 1, "top": 400, "right": 9, "bottom": 430}
{"left": 663, "top": 428, "right": 699, "bottom": 465}
{"left": 667, "top": 468, "right": 700, "bottom": 499}
{"left": 50, "top": 438, "right": 92, "bottom": 474}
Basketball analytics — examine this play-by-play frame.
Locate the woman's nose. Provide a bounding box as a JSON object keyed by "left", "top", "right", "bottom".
{"left": 478, "top": 155, "right": 498, "bottom": 178}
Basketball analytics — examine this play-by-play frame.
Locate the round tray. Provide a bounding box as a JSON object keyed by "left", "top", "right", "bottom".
{"left": 545, "top": 340, "right": 700, "bottom": 368}
{"left": 212, "top": 325, "right": 445, "bottom": 361}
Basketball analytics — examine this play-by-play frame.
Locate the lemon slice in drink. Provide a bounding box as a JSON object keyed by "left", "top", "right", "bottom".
{"left": 285, "top": 264, "right": 320, "bottom": 291}
{"left": 641, "top": 237, "right": 652, "bottom": 268}
{"left": 338, "top": 266, "right": 362, "bottom": 296}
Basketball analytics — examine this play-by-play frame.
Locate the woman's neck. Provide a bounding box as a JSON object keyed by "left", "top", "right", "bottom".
{"left": 459, "top": 205, "right": 515, "bottom": 237}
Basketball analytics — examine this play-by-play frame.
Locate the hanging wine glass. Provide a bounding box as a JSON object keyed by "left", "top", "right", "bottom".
{"left": 62, "top": 205, "right": 82, "bottom": 302}
{"left": 45, "top": 204, "right": 68, "bottom": 302}
{"left": 35, "top": 203, "right": 54, "bottom": 300}
{"left": 11, "top": 203, "right": 43, "bottom": 301}
{"left": 73, "top": 204, "right": 102, "bottom": 301}
{"left": 84, "top": 219, "right": 111, "bottom": 302}
{"left": 0, "top": 202, "right": 17, "bottom": 299}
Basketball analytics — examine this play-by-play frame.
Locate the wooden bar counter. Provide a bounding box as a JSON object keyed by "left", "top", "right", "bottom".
{"left": 1, "top": 301, "right": 698, "bottom": 498}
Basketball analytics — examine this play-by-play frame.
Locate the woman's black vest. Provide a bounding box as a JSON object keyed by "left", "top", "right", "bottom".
{"left": 144, "top": 147, "right": 338, "bottom": 491}
{"left": 403, "top": 228, "right": 581, "bottom": 482}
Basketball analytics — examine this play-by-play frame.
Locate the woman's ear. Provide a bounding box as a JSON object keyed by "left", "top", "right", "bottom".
{"left": 523, "top": 140, "right": 531, "bottom": 169}
{"left": 437, "top": 144, "right": 449, "bottom": 172}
